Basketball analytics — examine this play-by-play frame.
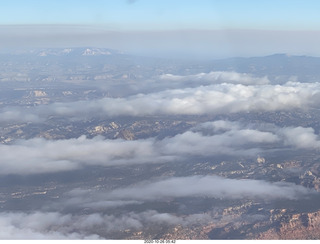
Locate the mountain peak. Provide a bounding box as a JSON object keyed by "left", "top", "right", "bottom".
{"left": 10, "top": 47, "right": 122, "bottom": 57}
{"left": 81, "top": 48, "right": 112, "bottom": 56}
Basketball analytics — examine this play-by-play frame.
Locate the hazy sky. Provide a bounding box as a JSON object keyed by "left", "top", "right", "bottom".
{"left": 1, "top": 0, "right": 320, "bottom": 58}
{"left": 2, "top": 0, "right": 320, "bottom": 30}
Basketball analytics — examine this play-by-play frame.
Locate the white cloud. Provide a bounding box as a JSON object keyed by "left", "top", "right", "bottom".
{"left": 0, "top": 108, "right": 43, "bottom": 123}
{"left": 106, "top": 175, "right": 312, "bottom": 201}
{"left": 0, "top": 209, "right": 232, "bottom": 239}
{"left": 0, "top": 121, "right": 275, "bottom": 175}
{"left": 159, "top": 128, "right": 278, "bottom": 157}
{"left": 49, "top": 174, "right": 314, "bottom": 219}
{"left": 0, "top": 135, "right": 164, "bottom": 174}
{"left": 56, "top": 82, "right": 317, "bottom": 116}
{"left": 1, "top": 81, "right": 320, "bottom": 124}
{"left": 280, "top": 126, "right": 320, "bottom": 149}
{"left": 159, "top": 71, "right": 270, "bottom": 85}
{"left": 1, "top": 120, "right": 320, "bottom": 175}
{"left": 0, "top": 80, "right": 320, "bottom": 123}
{"left": 0, "top": 211, "right": 100, "bottom": 239}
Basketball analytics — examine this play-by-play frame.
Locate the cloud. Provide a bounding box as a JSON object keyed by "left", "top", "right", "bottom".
{"left": 0, "top": 211, "right": 100, "bottom": 239}
{"left": 133, "top": 71, "right": 270, "bottom": 94}
{"left": 159, "top": 129, "right": 277, "bottom": 157}
{"left": 0, "top": 108, "right": 43, "bottom": 123}
{"left": 49, "top": 174, "right": 314, "bottom": 220}
{"left": 1, "top": 120, "right": 320, "bottom": 175}
{"left": 105, "top": 175, "right": 312, "bottom": 201}
{"left": 0, "top": 211, "right": 149, "bottom": 239}
{"left": 2, "top": 81, "right": 320, "bottom": 124}
{"left": 159, "top": 71, "right": 270, "bottom": 85}
{"left": 48, "top": 81, "right": 320, "bottom": 116}
{"left": 0, "top": 207, "right": 271, "bottom": 239}
{"left": 0, "top": 135, "right": 165, "bottom": 174}
{"left": 280, "top": 126, "right": 320, "bottom": 149}
{"left": 0, "top": 209, "right": 231, "bottom": 239}
{"left": 0, "top": 121, "right": 275, "bottom": 175}
{"left": 0, "top": 174, "right": 312, "bottom": 239}
{"left": 126, "top": 0, "right": 138, "bottom": 4}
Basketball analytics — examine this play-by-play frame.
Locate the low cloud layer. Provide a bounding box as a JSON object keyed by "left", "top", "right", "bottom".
{"left": 62, "top": 175, "right": 313, "bottom": 210}
{"left": 0, "top": 135, "right": 161, "bottom": 174}
{"left": 1, "top": 120, "right": 320, "bottom": 175}
{"left": 1, "top": 80, "right": 320, "bottom": 123}
{"left": 159, "top": 71, "right": 270, "bottom": 85}
{"left": 106, "top": 175, "right": 313, "bottom": 201}
{"left": 122, "top": 71, "right": 271, "bottom": 95}
{"left": 0, "top": 210, "right": 186, "bottom": 239}
{"left": 6, "top": 173, "right": 308, "bottom": 239}
{"left": 0, "top": 209, "right": 241, "bottom": 239}
{"left": 0, "top": 211, "right": 106, "bottom": 239}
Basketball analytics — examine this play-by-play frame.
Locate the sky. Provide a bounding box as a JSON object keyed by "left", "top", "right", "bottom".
{"left": 1, "top": 0, "right": 320, "bottom": 58}
{"left": 1, "top": 0, "right": 320, "bottom": 30}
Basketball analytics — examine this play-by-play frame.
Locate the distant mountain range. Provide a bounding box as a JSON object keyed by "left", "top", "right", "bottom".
{"left": 8, "top": 47, "right": 123, "bottom": 57}
{"left": 212, "top": 54, "right": 320, "bottom": 77}
{"left": 2, "top": 48, "right": 320, "bottom": 83}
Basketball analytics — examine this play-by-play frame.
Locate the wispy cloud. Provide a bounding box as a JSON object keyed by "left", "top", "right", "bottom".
{"left": 159, "top": 71, "right": 270, "bottom": 85}
{"left": 126, "top": 0, "right": 138, "bottom": 4}
{"left": 1, "top": 120, "right": 319, "bottom": 175}
{"left": 105, "top": 175, "right": 313, "bottom": 201}
{"left": 0, "top": 209, "right": 238, "bottom": 239}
